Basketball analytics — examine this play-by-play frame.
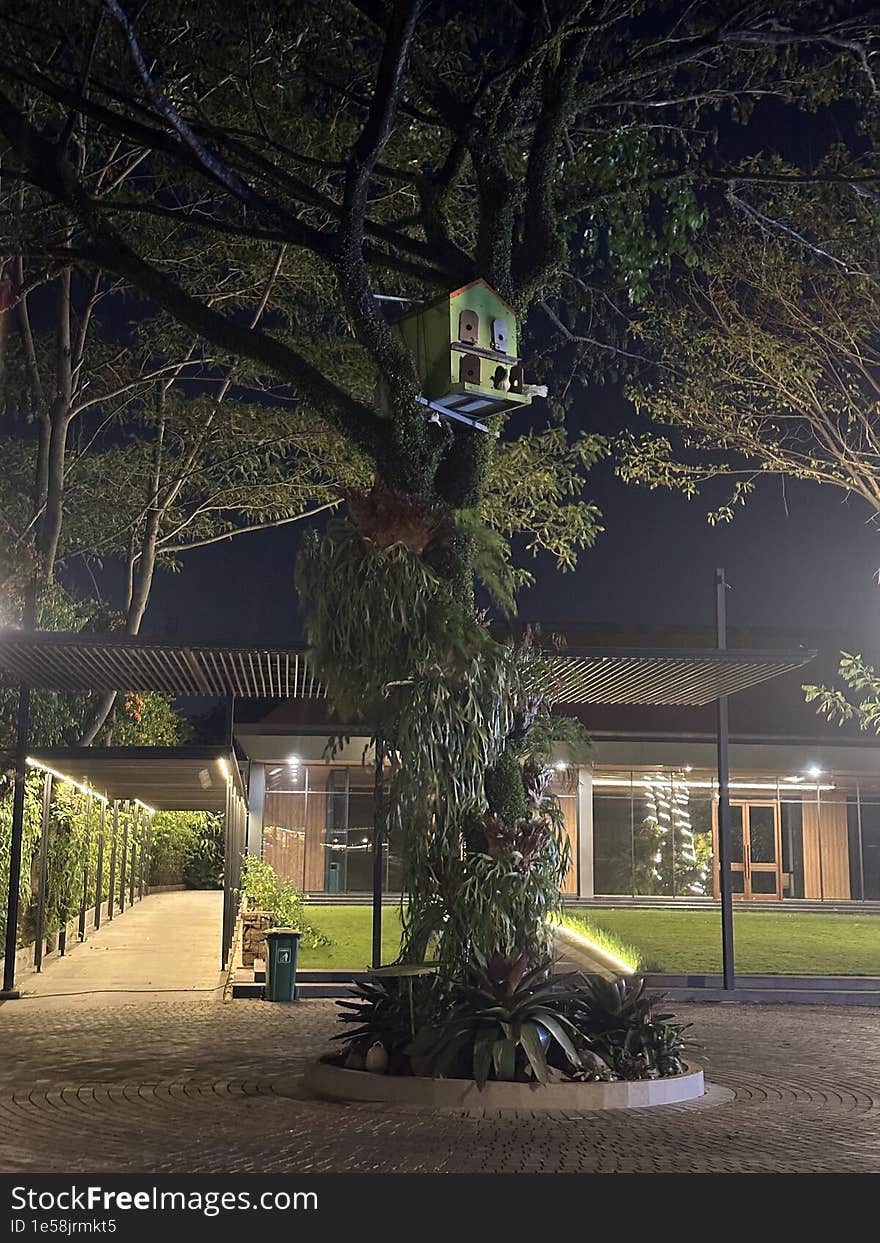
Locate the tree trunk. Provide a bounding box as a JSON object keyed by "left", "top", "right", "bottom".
{"left": 77, "top": 381, "right": 167, "bottom": 745}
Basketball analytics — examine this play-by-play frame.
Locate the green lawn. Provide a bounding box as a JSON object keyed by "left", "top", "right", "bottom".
{"left": 298, "top": 904, "right": 405, "bottom": 970}
{"left": 563, "top": 908, "right": 880, "bottom": 976}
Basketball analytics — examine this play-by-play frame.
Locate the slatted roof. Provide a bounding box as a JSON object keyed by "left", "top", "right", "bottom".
{"left": 0, "top": 631, "right": 814, "bottom": 707}
{"left": 547, "top": 647, "right": 815, "bottom": 706}
{"left": 0, "top": 632, "right": 321, "bottom": 699}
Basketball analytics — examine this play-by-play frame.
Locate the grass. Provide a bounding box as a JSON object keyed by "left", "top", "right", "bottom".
{"left": 298, "top": 904, "right": 405, "bottom": 970}
{"left": 562, "top": 908, "right": 880, "bottom": 976}
{"left": 296, "top": 903, "right": 880, "bottom": 976}
{"left": 560, "top": 914, "right": 645, "bottom": 973}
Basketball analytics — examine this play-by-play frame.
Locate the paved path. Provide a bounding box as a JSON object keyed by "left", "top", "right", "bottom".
{"left": 16, "top": 890, "right": 225, "bottom": 1007}
{"left": 1, "top": 992, "right": 880, "bottom": 1173}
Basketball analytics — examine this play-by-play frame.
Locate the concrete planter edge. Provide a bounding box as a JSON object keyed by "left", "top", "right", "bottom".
{"left": 302, "top": 1059, "right": 705, "bottom": 1111}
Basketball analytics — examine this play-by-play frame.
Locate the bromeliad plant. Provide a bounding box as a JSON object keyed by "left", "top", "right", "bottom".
{"left": 408, "top": 956, "right": 584, "bottom": 1087}
{"left": 566, "top": 974, "right": 690, "bottom": 1080}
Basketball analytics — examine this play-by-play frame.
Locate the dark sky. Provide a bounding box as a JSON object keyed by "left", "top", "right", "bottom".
{"left": 134, "top": 399, "right": 880, "bottom": 656}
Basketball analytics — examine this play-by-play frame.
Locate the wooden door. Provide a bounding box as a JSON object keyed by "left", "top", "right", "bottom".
{"left": 713, "top": 800, "right": 782, "bottom": 899}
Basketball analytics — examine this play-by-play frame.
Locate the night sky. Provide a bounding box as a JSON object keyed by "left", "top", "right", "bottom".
{"left": 134, "top": 393, "right": 880, "bottom": 659}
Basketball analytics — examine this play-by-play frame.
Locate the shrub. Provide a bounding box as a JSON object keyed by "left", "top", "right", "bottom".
{"left": 239, "top": 855, "right": 329, "bottom": 947}
{"left": 150, "top": 812, "right": 223, "bottom": 889}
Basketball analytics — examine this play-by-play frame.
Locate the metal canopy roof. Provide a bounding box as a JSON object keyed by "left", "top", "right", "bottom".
{"left": 547, "top": 647, "right": 815, "bottom": 706}
{"left": 0, "top": 631, "right": 814, "bottom": 707}
{"left": 23, "top": 747, "right": 244, "bottom": 812}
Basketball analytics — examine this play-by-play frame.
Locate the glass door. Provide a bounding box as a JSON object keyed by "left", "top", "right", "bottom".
{"left": 714, "top": 800, "right": 782, "bottom": 899}
{"left": 745, "top": 803, "right": 781, "bottom": 897}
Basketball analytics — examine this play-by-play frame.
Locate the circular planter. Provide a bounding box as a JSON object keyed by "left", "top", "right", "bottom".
{"left": 303, "top": 1059, "right": 704, "bottom": 1111}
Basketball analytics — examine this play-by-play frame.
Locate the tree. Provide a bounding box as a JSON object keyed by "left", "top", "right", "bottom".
{"left": 618, "top": 177, "right": 880, "bottom": 523}
{"left": 0, "top": 1, "right": 875, "bottom": 976}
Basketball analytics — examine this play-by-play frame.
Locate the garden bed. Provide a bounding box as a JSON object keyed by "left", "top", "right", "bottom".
{"left": 303, "top": 1059, "right": 704, "bottom": 1110}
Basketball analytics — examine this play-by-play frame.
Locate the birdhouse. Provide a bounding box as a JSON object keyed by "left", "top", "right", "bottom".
{"left": 390, "top": 279, "right": 536, "bottom": 421}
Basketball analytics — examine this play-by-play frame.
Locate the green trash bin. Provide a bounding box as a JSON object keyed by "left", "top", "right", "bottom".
{"left": 264, "top": 928, "right": 301, "bottom": 1002}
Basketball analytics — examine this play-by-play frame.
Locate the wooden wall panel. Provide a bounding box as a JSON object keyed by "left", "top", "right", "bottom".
{"left": 263, "top": 792, "right": 306, "bottom": 889}
{"left": 304, "top": 769, "right": 328, "bottom": 892}
{"left": 802, "top": 798, "right": 850, "bottom": 900}
{"left": 560, "top": 795, "right": 577, "bottom": 895}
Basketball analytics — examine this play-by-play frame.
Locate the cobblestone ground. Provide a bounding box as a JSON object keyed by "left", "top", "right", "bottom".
{"left": 1, "top": 996, "right": 879, "bottom": 1173}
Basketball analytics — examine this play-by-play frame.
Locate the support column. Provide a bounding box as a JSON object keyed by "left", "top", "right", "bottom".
{"left": 118, "top": 802, "right": 129, "bottom": 913}
{"left": 576, "top": 766, "right": 595, "bottom": 899}
{"left": 371, "top": 738, "right": 385, "bottom": 970}
{"left": 246, "top": 763, "right": 265, "bottom": 857}
{"left": 128, "top": 804, "right": 138, "bottom": 908}
{"left": 1, "top": 683, "right": 31, "bottom": 999}
{"left": 715, "top": 568, "right": 736, "bottom": 991}
{"left": 94, "top": 803, "right": 106, "bottom": 929}
{"left": 33, "top": 772, "right": 53, "bottom": 972}
{"left": 222, "top": 773, "right": 232, "bottom": 969}
{"left": 107, "top": 803, "right": 119, "bottom": 920}
{"left": 78, "top": 793, "right": 92, "bottom": 942}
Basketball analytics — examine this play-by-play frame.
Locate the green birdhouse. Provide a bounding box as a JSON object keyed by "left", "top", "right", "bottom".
{"left": 390, "top": 279, "right": 539, "bottom": 424}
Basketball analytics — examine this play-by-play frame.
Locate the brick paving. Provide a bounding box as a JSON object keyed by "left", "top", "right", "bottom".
{"left": 0, "top": 994, "right": 879, "bottom": 1173}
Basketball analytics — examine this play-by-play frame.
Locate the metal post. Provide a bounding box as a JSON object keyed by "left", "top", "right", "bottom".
{"left": 107, "top": 803, "right": 118, "bottom": 920}
{"left": 715, "top": 568, "right": 735, "bottom": 991}
{"left": 815, "top": 785, "right": 825, "bottom": 902}
{"left": 140, "top": 813, "right": 150, "bottom": 899}
{"left": 222, "top": 773, "right": 232, "bottom": 969}
{"left": 371, "top": 737, "right": 385, "bottom": 970}
{"left": 129, "top": 804, "right": 138, "bottom": 907}
{"left": 1, "top": 683, "right": 32, "bottom": 998}
{"left": 94, "top": 803, "right": 106, "bottom": 929}
{"left": 78, "top": 793, "right": 92, "bottom": 942}
{"left": 856, "top": 784, "right": 866, "bottom": 902}
{"left": 118, "top": 803, "right": 129, "bottom": 913}
{"left": 33, "top": 772, "right": 53, "bottom": 972}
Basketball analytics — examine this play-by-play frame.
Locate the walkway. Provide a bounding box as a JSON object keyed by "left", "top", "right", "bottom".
{"left": 1, "top": 994, "right": 880, "bottom": 1172}
{"left": 16, "top": 889, "right": 225, "bottom": 1006}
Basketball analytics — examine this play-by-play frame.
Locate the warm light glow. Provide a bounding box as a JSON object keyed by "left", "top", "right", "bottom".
{"left": 134, "top": 798, "right": 156, "bottom": 816}
{"left": 217, "top": 756, "right": 231, "bottom": 781}
{"left": 25, "top": 757, "right": 108, "bottom": 803}
{"left": 554, "top": 921, "right": 637, "bottom": 975}
{"left": 593, "top": 776, "right": 835, "bottom": 792}
{"left": 287, "top": 754, "right": 301, "bottom": 766}
{"left": 806, "top": 765, "right": 822, "bottom": 779}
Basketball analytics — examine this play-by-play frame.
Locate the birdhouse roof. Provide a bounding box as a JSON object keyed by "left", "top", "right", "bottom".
{"left": 393, "top": 277, "right": 517, "bottom": 324}
{"left": 449, "top": 278, "right": 517, "bottom": 317}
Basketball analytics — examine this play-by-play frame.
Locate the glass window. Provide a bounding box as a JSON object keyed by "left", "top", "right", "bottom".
{"left": 593, "top": 793, "right": 633, "bottom": 896}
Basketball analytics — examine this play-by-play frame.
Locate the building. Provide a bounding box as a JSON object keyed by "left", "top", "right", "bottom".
{"left": 235, "top": 625, "right": 880, "bottom": 907}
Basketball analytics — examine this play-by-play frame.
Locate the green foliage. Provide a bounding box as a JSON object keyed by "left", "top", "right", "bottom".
{"left": 566, "top": 975, "right": 690, "bottom": 1080}
{"left": 408, "top": 960, "right": 584, "bottom": 1087}
{"left": 484, "top": 750, "right": 527, "bottom": 824}
{"left": 239, "top": 855, "right": 328, "bottom": 947}
{"left": 621, "top": 182, "right": 880, "bottom": 525}
{"left": 0, "top": 774, "right": 42, "bottom": 948}
{"left": 560, "top": 914, "right": 644, "bottom": 973}
{"left": 107, "top": 694, "right": 191, "bottom": 747}
{"left": 804, "top": 652, "right": 880, "bottom": 734}
{"left": 150, "top": 811, "right": 223, "bottom": 888}
{"left": 332, "top": 973, "right": 443, "bottom": 1074}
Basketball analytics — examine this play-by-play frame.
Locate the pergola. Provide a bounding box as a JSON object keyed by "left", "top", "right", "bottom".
{"left": 0, "top": 582, "right": 816, "bottom": 997}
